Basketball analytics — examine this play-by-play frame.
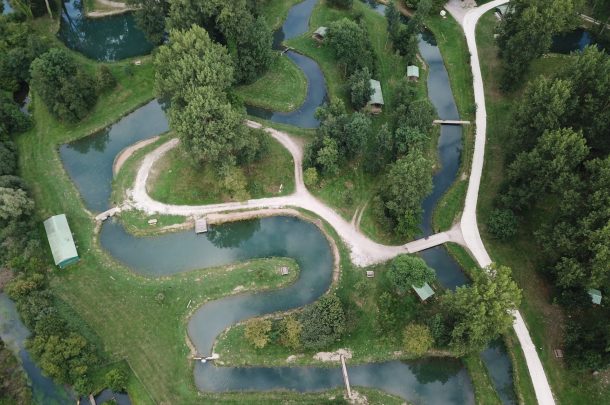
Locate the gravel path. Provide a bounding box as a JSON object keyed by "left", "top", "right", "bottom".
{"left": 127, "top": 120, "right": 464, "bottom": 267}
{"left": 461, "top": 1, "right": 555, "bottom": 403}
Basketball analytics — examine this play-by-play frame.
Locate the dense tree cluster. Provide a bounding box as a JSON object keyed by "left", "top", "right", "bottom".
{"left": 326, "top": 18, "right": 377, "bottom": 77}
{"left": 155, "top": 25, "right": 268, "bottom": 200}
{"left": 127, "top": 0, "right": 170, "bottom": 45}
{"left": 387, "top": 254, "right": 436, "bottom": 294}
{"left": 30, "top": 48, "right": 97, "bottom": 122}
{"left": 386, "top": 0, "right": 431, "bottom": 64}
{"left": 494, "top": 47, "right": 610, "bottom": 369}
{"left": 496, "top": 0, "right": 580, "bottom": 90}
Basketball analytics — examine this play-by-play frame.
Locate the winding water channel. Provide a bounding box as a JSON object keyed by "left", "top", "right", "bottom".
{"left": 5, "top": 1, "right": 524, "bottom": 403}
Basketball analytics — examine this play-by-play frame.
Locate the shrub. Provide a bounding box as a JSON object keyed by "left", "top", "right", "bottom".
{"left": 96, "top": 65, "right": 117, "bottom": 93}
{"left": 244, "top": 318, "right": 272, "bottom": 349}
{"left": 105, "top": 368, "right": 128, "bottom": 392}
{"left": 403, "top": 323, "right": 433, "bottom": 356}
{"left": 303, "top": 167, "right": 319, "bottom": 187}
{"left": 487, "top": 208, "right": 517, "bottom": 240}
{"left": 279, "top": 315, "right": 302, "bottom": 350}
{"left": 300, "top": 295, "right": 345, "bottom": 350}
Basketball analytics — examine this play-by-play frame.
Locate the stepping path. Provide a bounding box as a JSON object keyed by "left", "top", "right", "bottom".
{"left": 456, "top": 1, "right": 556, "bottom": 403}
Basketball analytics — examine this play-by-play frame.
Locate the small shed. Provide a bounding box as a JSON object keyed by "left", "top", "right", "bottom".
{"left": 43, "top": 214, "right": 79, "bottom": 268}
{"left": 407, "top": 65, "right": 420, "bottom": 82}
{"left": 312, "top": 26, "right": 328, "bottom": 42}
{"left": 412, "top": 282, "right": 435, "bottom": 302}
{"left": 367, "top": 79, "right": 384, "bottom": 114}
{"left": 588, "top": 288, "right": 602, "bottom": 305}
{"left": 495, "top": 4, "right": 509, "bottom": 19}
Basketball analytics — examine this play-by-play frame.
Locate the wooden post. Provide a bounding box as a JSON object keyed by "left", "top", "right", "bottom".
{"left": 340, "top": 354, "right": 352, "bottom": 400}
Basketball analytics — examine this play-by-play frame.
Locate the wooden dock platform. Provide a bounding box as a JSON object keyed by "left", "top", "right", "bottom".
{"left": 433, "top": 119, "right": 471, "bottom": 125}
{"left": 195, "top": 218, "right": 208, "bottom": 234}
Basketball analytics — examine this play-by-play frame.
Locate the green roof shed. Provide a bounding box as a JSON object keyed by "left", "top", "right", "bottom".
{"left": 44, "top": 214, "right": 79, "bottom": 268}
{"left": 412, "top": 282, "right": 435, "bottom": 302}
{"left": 588, "top": 289, "right": 602, "bottom": 305}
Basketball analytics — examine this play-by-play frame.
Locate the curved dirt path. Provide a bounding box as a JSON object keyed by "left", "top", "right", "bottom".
{"left": 127, "top": 120, "right": 464, "bottom": 267}
{"left": 113, "top": 136, "right": 159, "bottom": 177}
{"left": 458, "top": 1, "right": 556, "bottom": 404}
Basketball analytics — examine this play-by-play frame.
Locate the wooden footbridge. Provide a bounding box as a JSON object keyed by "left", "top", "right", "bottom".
{"left": 433, "top": 119, "right": 471, "bottom": 125}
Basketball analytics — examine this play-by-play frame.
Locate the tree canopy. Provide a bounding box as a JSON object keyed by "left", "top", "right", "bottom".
{"left": 387, "top": 254, "right": 436, "bottom": 294}
{"left": 300, "top": 295, "right": 346, "bottom": 350}
{"left": 327, "top": 18, "right": 376, "bottom": 77}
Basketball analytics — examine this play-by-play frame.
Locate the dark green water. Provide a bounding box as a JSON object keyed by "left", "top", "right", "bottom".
{"left": 481, "top": 340, "right": 517, "bottom": 404}
{"left": 59, "top": 100, "right": 168, "bottom": 212}
{"left": 100, "top": 216, "right": 474, "bottom": 403}
{"left": 57, "top": 0, "right": 153, "bottom": 61}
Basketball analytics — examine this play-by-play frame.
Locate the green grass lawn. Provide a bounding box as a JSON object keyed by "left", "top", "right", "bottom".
{"left": 148, "top": 136, "right": 295, "bottom": 205}
{"left": 475, "top": 11, "right": 610, "bottom": 404}
{"left": 235, "top": 55, "right": 307, "bottom": 112}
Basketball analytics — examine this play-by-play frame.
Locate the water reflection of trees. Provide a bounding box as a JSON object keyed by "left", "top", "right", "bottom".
{"left": 408, "top": 358, "right": 462, "bottom": 385}
{"left": 207, "top": 220, "right": 261, "bottom": 249}
{"left": 67, "top": 129, "right": 110, "bottom": 154}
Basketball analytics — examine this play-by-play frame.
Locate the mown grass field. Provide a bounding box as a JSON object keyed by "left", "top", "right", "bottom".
{"left": 148, "top": 136, "right": 295, "bottom": 204}
{"left": 475, "top": 11, "right": 610, "bottom": 404}
{"left": 236, "top": 55, "right": 308, "bottom": 112}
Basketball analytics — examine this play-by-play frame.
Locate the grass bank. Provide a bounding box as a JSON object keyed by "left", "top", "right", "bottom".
{"left": 475, "top": 10, "right": 609, "bottom": 404}
{"left": 236, "top": 55, "right": 307, "bottom": 112}
{"left": 148, "top": 136, "right": 294, "bottom": 205}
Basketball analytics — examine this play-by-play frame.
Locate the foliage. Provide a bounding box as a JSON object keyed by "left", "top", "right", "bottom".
{"left": 279, "top": 315, "right": 302, "bottom": 350}
{"left": 402, "top": 323, "right": 433, "bottom": 356}
{"left": 379, "top": 150, "right": 433, "bottom": 237}
{"left": 30, "top": 48, "right": 97, "bottom": 122}
{"left": 486, "top": 209, "right": 517, "bottom": 240}
{"left": 95, "top": 65, "right": 116, "bottom": 94}
{"left": 154, "top": 25, "right": 234, "bottom": 107}
{"left": 496, "top": 0, "right": 580, "bottom": 90}
{"left": 0, "top": 187, "right": 34, "bottom": 221}
{"left": 0, "top": 91, "right": 31, "bottom": 135}
{"left": 443, "top": 264, "right": 522, "bottom": 354}
{"left": 347, "top": 67, "right": 373, "bottom": 110}
{"left": 387, "top": 254, "right": 436, "bottom": 294}
{"left": 0, "top": 339, "right": 32, "bottom": 405}
{"left": 104, "top": 368, "right": 128, "bottom": 392}
{"left": 234, "top": 16, "right": 274, "bottom": 84}
{"left": 327, "top": 0, "right": 353, "bottom": 9}
{"left": 244, "top": 318, "right": 273, "bottom": 349}
{"left": 0, "top": 141, "right": 17, "bottom": 176}
{"left": 327, "top": 18, "right": 376, "bottom": 77}
{"left": 300, "top": 294, "right": 346, "bottom": 350}
{"left": 304, "top": 167, "right": 319, "bottom": 187}
{"left": 0, "top": 15, "right": 48, "bottom": 93}
{"left": 127, "top": 0, "right": 170, "bottom": 44}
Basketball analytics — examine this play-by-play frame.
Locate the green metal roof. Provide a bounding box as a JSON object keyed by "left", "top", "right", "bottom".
{"left": 407, "top": 65, "right": 420, "bottom": 78}
{"left": 588, "top": 288, "right": 602, "bottom": 305}
{"left": 313, "top": 26, "right": 328, "bottom": 37}
{"left": 412, "top": 282, "right": 435, "bottom": 301}
{"left": 368, "top": 79, "right": 384, "bottom": 105}
{"left": 44, "top": 214, "right": 79, "bottom": 268}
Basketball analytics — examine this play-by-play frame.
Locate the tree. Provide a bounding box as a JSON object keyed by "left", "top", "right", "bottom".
{"left": 154, "top": 25, "right": 234, "bottom": 106}
{"left": 127, "top": 0, "right": 170, "bottom": 44}
{"left": 95, "top": 65, "right": 116, "bottom": 93}
{"left": 279, "top": 315, "right": 302, "bottom": 350}
{"left": 497, "top": 0, "right": 580, "bottom": 90}
{"left": 5, "top": 273, "right": 45, "bottom": 300}
{"left": 30, "top": 49, "right": 96, "bottom": 122}
{"left": 343, "top": 112, "right": 371, "bottom": 157}
{"left": 168, "top": 87, "right": 249, "bottom": 166}
{"left": 387, "top": 254, "right": 436, "bottom": 294}
{"left": 327, "top": 18, "right": 376, "bottom": 76}
{"left": 300, "top": 295, "right": 345, "bottom": 350}
{"left": 105, "top": 368, "right": 127, "bottom": 392}
{"left": 234, "top": 16, "right": 274, "bottom": 84}
{"left": 443, "top": 264, "right": 522, "bottom": 354}
{"left": 315, "top": 137, "right": 340, "bottom": 176}
{"left": 348, "top": 67, "right": 373, "bottom": 110}
{"left": 327, "top": 0, "right": 353, "bottom": 8}
{"left": 380, "top": 150, "right": 433, "bottom": 236}
{"left": 403, "top": 323, "right": 434, "bottom": 355}
{"left": 0, "top": 92, "right": 31, "bottom": 134}
{"left": 303, "top": 167, "right": 319, "bottom": 187}
{"left": 0, "top": 187, "right": 34, "bottom": 221}
{"left": 0, "top": 142, "right": 17, "bottom": 176}
{"left": 244, "top": 318, "right": 272, "bottom": 349}
{"left": 486, "top": 209, "right": 517, "bottom": 240}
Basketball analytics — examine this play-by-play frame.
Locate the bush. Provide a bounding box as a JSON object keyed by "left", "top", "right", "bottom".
{"left": 300, "top": 295, "right": 345, "bottom": 350}
{"left": 105, "top": 368, "right": 128, "bottom": 392}
{"left": 244, "top": 318, "right": 272, "bottom": 349}
{"left": 487, "top": 208, "right": 517, "bottom": 240}
{"left": 96, "top": 65, "right": 116, "bottom": 93}
{"left": 403, "top": 323, "right": 433, "bottom": 356}
{"left": 303, "top": 167, "right": 319, "bottom": 187}
{"left": 279, "top": 315, "right": 302, "bottom": 350}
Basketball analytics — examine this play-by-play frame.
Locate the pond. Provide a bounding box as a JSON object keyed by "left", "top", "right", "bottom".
{"left": 551, "top": 28, "right": 597, "bottom": 54}
{"left": 57, "top": 0, "right": 153, "bottom": 61}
